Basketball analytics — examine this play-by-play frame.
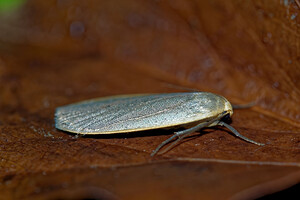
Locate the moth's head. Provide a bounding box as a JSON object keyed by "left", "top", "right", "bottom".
{"left": 224, "top": 100, "right": 233, "bottom": 117}
{"left": 220, "top": 101, "right": 233, "bottom": 124}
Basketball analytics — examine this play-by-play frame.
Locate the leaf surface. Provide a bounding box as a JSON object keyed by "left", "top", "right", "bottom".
{"left": 0, "top": 0, "right": 299, "bottom": 199}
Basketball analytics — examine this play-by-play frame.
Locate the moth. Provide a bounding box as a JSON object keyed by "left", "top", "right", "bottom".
{"left": 55, "top": 92, "right": 264, "bottom": 156}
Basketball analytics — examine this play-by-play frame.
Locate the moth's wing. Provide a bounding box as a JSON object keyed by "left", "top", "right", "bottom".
{"left": 55, "top": 93, "right": 223, "bottom": 134}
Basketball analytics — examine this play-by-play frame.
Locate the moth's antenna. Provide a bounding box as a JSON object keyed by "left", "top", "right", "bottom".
{"left": 232, "top": 101, "right": 256, "bottom": 109}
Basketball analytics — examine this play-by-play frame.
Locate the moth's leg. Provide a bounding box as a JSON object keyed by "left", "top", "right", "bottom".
{"left": 157, "top": 124, "right": 209, "bottom": 155}
{"left": 232, "top": 102, "right": 255, "bottom": 109}
{"left": 151, "top": 112, "right": 226, "bottom": 157}
{"left": 218, "top": 121, "right": 264, "bottom": 146}
{"left": 150, "top": 134, "right": 179, "bottom": 157}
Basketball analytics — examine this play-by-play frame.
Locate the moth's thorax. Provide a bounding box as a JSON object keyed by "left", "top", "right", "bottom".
{"left": 193, "top": 92, "right": 233, "bottom": 116}
{"left": 197, "top": 93, "right": 233, "bottom": 127}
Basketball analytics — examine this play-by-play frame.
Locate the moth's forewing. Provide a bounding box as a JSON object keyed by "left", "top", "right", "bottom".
{"left": 55, "top": 92, "right": 230, "bottom": 134}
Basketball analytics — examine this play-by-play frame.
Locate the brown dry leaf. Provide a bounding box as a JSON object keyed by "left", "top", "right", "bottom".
{"left": 0, "top": 0, "right": 300, "bottom": 199}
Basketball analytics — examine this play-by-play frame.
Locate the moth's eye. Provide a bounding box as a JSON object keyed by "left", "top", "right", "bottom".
{"left": 222, "top": 113, "right": 231, "bottom": 123}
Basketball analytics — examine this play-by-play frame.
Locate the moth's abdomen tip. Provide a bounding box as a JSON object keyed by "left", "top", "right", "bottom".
{"left": 54, "top": 117, "right": 66, "bottom": 131}
{"left": 54, "top": 109, "right": 73, "bottom": 132}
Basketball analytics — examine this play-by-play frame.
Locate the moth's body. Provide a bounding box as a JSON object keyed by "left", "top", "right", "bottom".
{"left": 55, "top": 92, "right": 263, "bottom": 156}
{"left": 55, "top": 92, "right": 232, "bottom": 134}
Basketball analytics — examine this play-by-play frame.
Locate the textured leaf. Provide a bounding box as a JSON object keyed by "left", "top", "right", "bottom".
{"left": 0, "top": 0, "right": 300, "bottom": 199}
